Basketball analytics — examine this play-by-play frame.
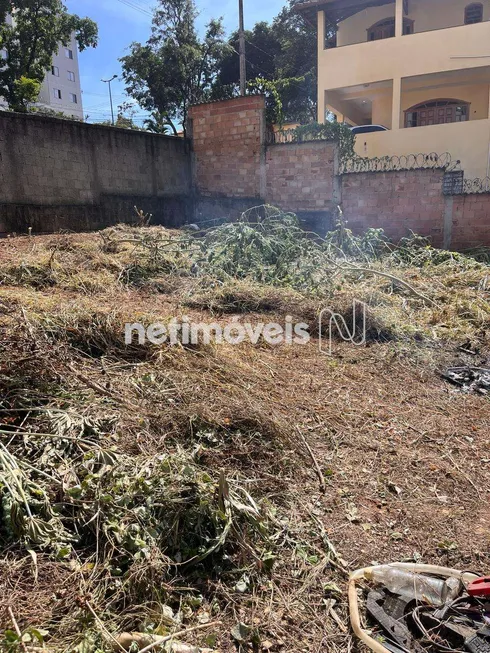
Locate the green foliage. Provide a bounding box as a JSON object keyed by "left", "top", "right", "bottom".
{"left": 0, "top": 0, "right": 10, "bottom": 23}
{"left": 13, "top": 75, "right": 40, "bottom": 105}
{"left": 272, "top": 0, "right": 318, "bottom": 122}
{"left": 247, "top": 77, "right": 284, "bottom": 126}
{"left": 28, "top": 105, "right": 82, "bottom": 121}
{"left": 390, "top": 233, "right": 484, "bottom": 268}
{"left": 0, "top": 434, "right": 273, "bottom": 573}
{"left": 193, "top": 206, "right": 485, "bottom": 294}
{"left": 143, "top": 110, "right": 170, "bottom": 134}
{"left": 2, "top": 626, "right": 49, "bottom": 653}
{"left": 94, "top": 113, "right": 140, "bottom": 130}
{"left": 323, "top": 218, "right": 487, "bottom": 269}
{"left": 216, "top": 1, "right": 317, "bottom": 123}
{"left": 199, "top": 206, "right": 333, "bottom": 292}
{"left": 323, "top": 216, "right": 389, "bottom": 261}
{"left": 113, "top": 114, "right": 138, "bottom": 130}
{"left": 120, "top": 0, "right": 226, "bottom": 137}
{"left": 0, "top": 0, "right": 98, "bottom": 112}
{"left": 66, "top": 453, "right": 227, "bottom": 563}
{"left": 278, "top": 122, "right": 357, "bottom": 161}
{"left": 218, "top": 21, "right": 279, "bottom": 87}
{"left": 120, "top": 0, "right": 316, "bottom": 131}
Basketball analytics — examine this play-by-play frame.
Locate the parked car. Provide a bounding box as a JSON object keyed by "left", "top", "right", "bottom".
{"left": 350, "top": 124, "right": 388, "bottom": 134}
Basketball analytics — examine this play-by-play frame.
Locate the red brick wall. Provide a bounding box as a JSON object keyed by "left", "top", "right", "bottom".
{"left": 341, "top": 170, "right": 446, "bottom": 247}
{"left": 188, "top": 96, "right": 265, "bottom": 199}
{"left": 189, "top": 96, "right": 490, "bottom": 249}
{"left": 265, "top": 141, "right": 336, "bottom": 212}
{"left": 452, "top": 194, "right": 490, "bottom": 250}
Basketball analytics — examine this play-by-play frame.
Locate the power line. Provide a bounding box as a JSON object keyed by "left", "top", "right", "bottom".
{"left": 116, "top": 0, "right": 152, "bottom": 17}
{"left": 84, "top": 108, "right": 149, "bottom": 116}
{"left": 123, "top": 0, "right": 153, "bottom": 8}
{"left": 83, "top": 103, "right": 125, "bottom": 111}
{"left": 228, "top": 43, "right": 311, "bottom": 95}
{"left": 130, "top": 0, "right": 154, "bottom": 8}
{"left": 85, "top": 110, "right": 149, "bottom": 118}
{"left": 83, "top": 91, "right": 126, "bottom": 98}
{"left": 119, "top": 0, "right": 152, "bottom": 15}
{"left": 245, "top": 38, "right": 275, "bottom": 60}
{"left": 83, "top": 96, "right": 127, "bottom": 109}
{"left": 228, "top": 44, "right": 276, "bottom": 79}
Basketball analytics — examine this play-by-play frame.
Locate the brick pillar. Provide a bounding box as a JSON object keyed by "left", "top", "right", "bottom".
{"left": 188, "top": 95, "right": 266, "bottom": 200}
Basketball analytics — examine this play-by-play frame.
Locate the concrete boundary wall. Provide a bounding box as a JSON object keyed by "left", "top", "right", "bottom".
{"left": 2, "top": 99, "right": 490, "bottom": 249}
{"left": 0, "top": 110, "right": 192, "bottom": 234}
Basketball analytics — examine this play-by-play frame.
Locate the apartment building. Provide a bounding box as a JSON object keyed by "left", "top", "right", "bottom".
{"left": 1, "top": 15, "right": 83, "bottom": 119}
{"left": 298, "top": 0, "right": 490, "bottom": 178}
{"left": 37, "top": 33, "right": 84, "bottom": 120}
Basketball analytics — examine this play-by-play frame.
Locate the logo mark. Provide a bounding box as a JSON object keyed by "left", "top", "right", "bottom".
{"left": 318, "top": 300, "right": 367, "bottom": 355}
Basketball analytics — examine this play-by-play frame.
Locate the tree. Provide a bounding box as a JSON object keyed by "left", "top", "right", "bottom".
{"left": 0, "top": 0, "right": 98, "bottom": 112}
{"left": 217, "top": 22, "right": 280, "bottom": 88}
{"left": 272, "top": 1, "right": 317, "bottom": 123}
{"left": 144, "top": 110, "right": 170, "bottom": 134}
{"left": 120, "top": 0, "right": 226, "bottom": 137}
{"left": 94, "top": 114, "right": 140, "bottom": 130}
{"left": 0, "top": 0, "right": 11, "bottom": 22}
{"left": 215, "top": 0, "right": 317, "bottom": 124}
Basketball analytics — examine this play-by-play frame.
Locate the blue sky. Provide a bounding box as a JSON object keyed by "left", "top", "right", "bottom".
{"left": 64, "top": 0, "right": 285, "bottom": 124}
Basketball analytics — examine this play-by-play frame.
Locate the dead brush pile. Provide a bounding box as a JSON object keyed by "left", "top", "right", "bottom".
{"left": 0, "top": 207, "right": 489, "bottom": 653}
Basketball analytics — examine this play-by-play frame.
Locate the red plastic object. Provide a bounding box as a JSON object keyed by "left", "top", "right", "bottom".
{"left": 468, "top": 577, "right": 490, "bottom": 597}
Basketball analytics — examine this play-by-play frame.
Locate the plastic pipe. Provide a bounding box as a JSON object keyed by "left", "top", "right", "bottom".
{"left": 348, "top": 562, "right": 479, "bottom": 653}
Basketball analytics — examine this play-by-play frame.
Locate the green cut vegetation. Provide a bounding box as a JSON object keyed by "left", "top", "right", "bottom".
{"left": 0, "top": 207, "right": 489, "bottom": 653}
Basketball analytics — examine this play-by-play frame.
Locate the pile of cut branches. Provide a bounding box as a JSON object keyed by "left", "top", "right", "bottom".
{"left": 0, "top": 207, "right": 489, "bottom": 653}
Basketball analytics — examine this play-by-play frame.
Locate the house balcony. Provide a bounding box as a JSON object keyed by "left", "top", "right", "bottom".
{"left": 315, "top": 0, "right": 490, "bottom": 100}
{"left": 325, "top": 67, "right": 490, "bottom": 178}
{"left": 318, "top": 20, "right": 490, "bottom": 92}
{"left": 354, "top": 118, "right": 490, "bottom": 178}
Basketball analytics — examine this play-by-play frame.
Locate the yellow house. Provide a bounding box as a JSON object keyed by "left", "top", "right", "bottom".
{"left": 298, "top": 0, "right": 490, "bottom": 178}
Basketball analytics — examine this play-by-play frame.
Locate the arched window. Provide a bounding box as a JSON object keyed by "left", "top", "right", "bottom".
{"left": 465, "top": 3, "right": 483, "bottom": 24}
{"left": 367, "top": 17, "right": 414, "bottom": 41}
{"left": 404, "top": 99, "right": 470, "bottom": 128}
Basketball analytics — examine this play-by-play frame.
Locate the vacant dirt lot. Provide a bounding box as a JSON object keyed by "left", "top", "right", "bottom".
{"left": 0, "top": 217, "right": 489, "bottom": 652}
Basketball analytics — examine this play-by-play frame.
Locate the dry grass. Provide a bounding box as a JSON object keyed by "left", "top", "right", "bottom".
{"left": 0, "top": 223, "right": 489, "bottom": 653}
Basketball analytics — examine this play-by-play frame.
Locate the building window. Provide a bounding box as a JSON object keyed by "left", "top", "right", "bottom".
{"left": 68, "top": 71, "right": 76, "bottom": 82}
{"left": 465, "top": 3, "right": 483, "bottom": 23}
{"left": 404, "top": 99, "right": 469, "bottom": 128}
{"left": 69, "top": 93, "right": 78, "bottom": 104}
{"left": 368, "top": 17, "right": 395, "bottom": 40}
{"left": 65, "top": 48, "right": 73, "bottom": 59}
{"left": 53, "top": 88, "right": 62, "bottom": 100}
{"left": 367, "top": 17, "right": 414, "bottom": 41}
{"left": 51, "top": 65, "right": 59, "bottom": 77}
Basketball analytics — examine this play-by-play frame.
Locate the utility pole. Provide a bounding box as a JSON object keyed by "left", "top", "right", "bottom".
{"left": 101, "top": 74, "right": 118, "bottom": 126}
{"left": 238, "top": 0, "right": 246, "bottom": 96}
